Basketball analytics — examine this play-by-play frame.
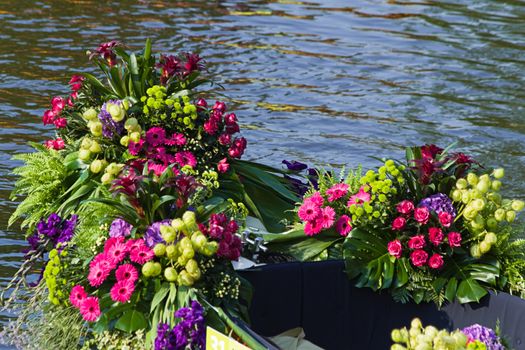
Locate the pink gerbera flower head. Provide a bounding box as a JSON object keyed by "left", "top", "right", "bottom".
{"left": 307, "top": 192, "right": 324, "bottom": 207}
{"left": 90, "top": 253, "right": 116, "bottom": 271}
{"left": 336, "top": 215, "right": 352, "bottom": 236}
{"left": 304, "top": 219, "right": 323, "bottom": 236}
{"left": 130, "top": 245, "right": 155, "bottom": 264}
{"left": 298, "top": 201, "right": 322, "bottom": 222}
{"left": 128, "top": 139, "right": 145, "bottom": 156}
{"left": 320, "top": 206, "right": 336, "bottom": 229}
{"left": 347, "top": 186, "right": 371, "bottom": 206}
{"left": 326, "top": 183, "right": 349, "bottom": 202}
{"left": 107, "top": 241, "right": 129, "bottom": 265}
{"left": 88, "top": 261, "right": 111, "bottom": 287}
{"left": 80, "top": 296, "right": 101, "bottom": 322}
{"left": 115, "top": 263, "right": 138, "bottom": 282}
{"left": 126, "top": 238, "right": 146, "bottom": 252}
{"left": 175, "top": 151, "right": 197, "bottom": 168}
{"left": 104, "top": 237, "right": 125, "bottom": 253}
{"left": 148, "top": 161, "right": 167, "bottom": 176}
{"left": 145, "top": 127, "right": 166, "bottom": 147}
{"left": 110, "top": 280, "right": 135, "bottom": 303}
{"left": 69, "top": 285, "right": 87, "bottom": 308}
{"left": 164, "top": 133, "right": 186, "bottom": 146}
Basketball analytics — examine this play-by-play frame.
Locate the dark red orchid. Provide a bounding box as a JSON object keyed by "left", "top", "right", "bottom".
{"left": 89, "top": 41, "right": 121, "bottom": 66}
{"left": 181, "top": 52, "right": 204, "bottom": 75}
{"left": 156, "top": 54, "right": 182, "bottom": 85}
{"left": 421, "top": 144, "right": 443, "bottom": 159}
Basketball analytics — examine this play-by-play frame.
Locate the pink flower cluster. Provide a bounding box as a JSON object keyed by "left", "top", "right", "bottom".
{"left": 41, "top": 75, "right": 83, "bottom": 128}
{"left": 69, "top": 285, "right": 101, "bottom": 322}
{"left": 298, "top": 189, "right": 353, "bottom": 237}
{"left": 200, "top": 99, "right": 247, "bottom": 167}
{"left": 200, "top": 213, "right": 242, "bottom": 260}
{"left": 128, "top": 126, "right": 195, "bottom": 176}
{"left": 387, "top": 200, "right": 462, "bottom": 269}
{"left": 44, "top": 137, "right": 65, "bottom": 150}
{"left": 87, "top": 237, "right": 152, "bottom": 297}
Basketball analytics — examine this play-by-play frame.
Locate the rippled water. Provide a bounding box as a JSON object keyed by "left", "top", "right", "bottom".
{"left": 1, "top": 0, "right": 525, "bottom": 326}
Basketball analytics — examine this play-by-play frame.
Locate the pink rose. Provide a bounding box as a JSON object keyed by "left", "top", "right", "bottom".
{"left": 428, "top": 227, "right": 444, "bottom": 246}
{"left": 438, "top": 212, "right": 453, "bottom": 228}
{"left": 391, "top": 217, "right": 407, "bottom": 231}
{"left": 217, "top": 158, "right": 230, "bottom": 173}
{"left": 396, "top": 200, "right": 414, "bottom": 215}
{"left": 447, "top": 231, "right": 462, "bottom": 248}
{"left": 414, "top": 207, "right": 430, "bottom": 224}
{"left": 428, "top": 254, "right": 444, "bottom": 269}
{"left": 387, "top": 240, "right": 402, "bottom": 259}
{"left": 408, "top": 235, "right": 426, "bottom": 249}
{"left": 410, "top": 249, "right": 428, "bottom": 267}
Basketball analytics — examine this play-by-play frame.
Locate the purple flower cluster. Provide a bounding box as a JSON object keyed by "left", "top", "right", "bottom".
{"left": 282, "top": 159, "right": 319, "bottom": 196}
{"left": 462, "top": 324, "right": 505, "bottom": 350}
{"left": 27, "top": 213, "right": 78, "bottom": 251}
{"left": 144, "top": 220, "right": 172, "bottom": 248}
{"left": 109, "top": 218, "right": 133, "bottom": 238}
{"left": 419, "top": 193, "right": 456, "bottom": 218}
{"left": 98, "top": 100, "right": 125, "bottom": 138}
{"left": 154, "top": 300, "right": 206, "bottom": 350}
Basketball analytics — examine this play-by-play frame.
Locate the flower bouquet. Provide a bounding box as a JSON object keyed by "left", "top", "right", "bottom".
{"left": 264, "top": 145, "right": 525, "bottom": 305}
{"left": 1, "top": 40, "right": 298, "bottom": 349}
{"left": 390, "top": 318, "right": 509, "bottom": 350}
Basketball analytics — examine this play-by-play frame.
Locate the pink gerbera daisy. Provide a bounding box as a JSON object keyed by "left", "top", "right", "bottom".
{"left": 110, "top": 280, "right": 135, "bottom": 303}
{"left": 308, "top": 192, "right": 324, "bottom": 207}
{"left": 148, "top": 161, "right": 167, "bottom": 176}
{"left": 126, "top": 238, "right": 146, "bottom": 252}
{"left": 304, "top": 219, "right": 323, "bottom": 236}
{"left": 104, "top": 237, "right": 125, "bottom": 253}
{"left": 347, "top": 186, "right": 371, "bottom": 206}
{"left": 130, "top": 245, "right": 155, "bottom": 264}
{"left": 90, "top": 253, "right": 116, "bottom": 271}
{"left": 128, "top": 139, "right": 145, "bottom": 156}
{"left": 320, "top": 206, "right": 336, "bottom": 229}
{"left": 145, "top": 127, "right": 166, "bottom": 146}
{"left": 88, "top": 261, "right": 111, "bottom": 287}
{"left": 164, "top": 133, "right": 186, "bottom": 146}
{"left": 80, "top": 296, "right": 101, "bottom": 322}
{"left": 298, "top": 201, "right": 321, "bottom": 221}
{"left": 107, "top": 241, "right": 129, "bottom": 265}
{"left": 336, "top": 215, "right": 352, "bottom": 236}
{"left": 115, "top": 263, "right": 138, "bottom": 282}
{"left": 326, "top": 183, "right": 349, "bottom": 202}
{"left": 69, "top": 285, "right": 87, "bottom": 308}
{"left": 175, "top": 151, "right": 197, "bottom": 168}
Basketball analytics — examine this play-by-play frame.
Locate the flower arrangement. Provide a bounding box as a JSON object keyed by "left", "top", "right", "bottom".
{"left": 266, "top": 144, "right": 525, "bottom": 304}
{"left": 1, "top": 40, "right": 299, "bottom": 349}
{"left": 390, "top": 318, "right": 508, "bottom": 350}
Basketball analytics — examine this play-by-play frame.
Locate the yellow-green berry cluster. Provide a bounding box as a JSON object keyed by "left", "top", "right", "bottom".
{"left": 391, "top": 318, "right": 469, "bottom": 350}
{"left": 450, "top": 169, "right": 524, "bottom": 258}
{"left": 43, "top": 249, "right": 69, "bottom": 306}
{"left": 145, "top": 211, "right": 217, "bottom": 287}
{"left": 141, "top": 85, "right": 169, "bottom": 116}
{"left": 140, "top": 86, "right": 198, "bottom": 128}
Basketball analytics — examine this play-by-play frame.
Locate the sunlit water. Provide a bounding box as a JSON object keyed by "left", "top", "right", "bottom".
{"left": 1, "top": 0, "right": 525, "bottom": 328}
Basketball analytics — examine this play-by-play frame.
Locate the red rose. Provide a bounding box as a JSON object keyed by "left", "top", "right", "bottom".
{"left": 387, "top": 240, "right": 402, "bottom": 259}
{"left": 392, "top": 217, "right": 407, "bottom": 231}
{"left": 438, "top": 212, "right": 453, "bottom": 228}
{"left": 448, "top": 231, "right": 462, "bottom": 248}
{"left": 410, "top": 249, "right": 428, "bottom": 267}
{"left": 414, "top": 207, "right": 430, "bottom": 224}
{"left": 396, "top": 200, "right": 415, "bottom": 215}
{"left": 428, "top": 254, "right": 444, "bottom": 269}
{"left": 428, "top": 227, "right": 444, "bottom": 246}
{"left": 408, "top": 235, "right": 426, "bottom": 249}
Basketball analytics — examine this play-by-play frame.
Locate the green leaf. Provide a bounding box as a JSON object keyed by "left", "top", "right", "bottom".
{"left": 150, "top": 282, "right": 170, "bottom": 313}
{"left": 129, "top": 53, "right": 143, "bottom": 97}
{"left": 114, "top": 309, "right": 148, "bottom": 333}
{"left": 445, "top": 277, "right": 458, "bottom": 302}
{"left": 456, "top": 278, "right": 487, "bottom": 303}
{"left": 80, "top": 72, "right": 114, "bottom": 96}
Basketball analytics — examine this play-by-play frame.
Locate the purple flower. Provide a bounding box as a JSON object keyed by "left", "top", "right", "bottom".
{"left": 98, "top": 100, "right": 125, "bottom": 138}
{"left": 154, "top": 300, "right": 206, "bottom": 350}
{"left": 26, "top": 213, "right": 78, "bottom": 256}
{"left": 462, "top": 324, "right": 505, "bottom": 350}
{"left": 109, "top": 218, "right": 133, "bottom": 238}
{"left": 144, "top": 220, "right": 171, "bottom": 248}
{"left": 419, "top": 193, "right": 456, "bottom": 218}
{"left": 282, "top": 160, "right": 308, "bottom": 171}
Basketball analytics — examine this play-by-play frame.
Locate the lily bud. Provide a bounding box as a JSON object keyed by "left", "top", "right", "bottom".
{"left": 467, "top": 173, "right": 478, "bottom": 186}
{"left": 493, "top": 168, "right": 505, "bottom": 179}
{"left": 108, "top": 103, "right": 125, "bottom": 122}
{"left": 78, "top": 149, "right": 91, "bottom": 161}
{"left": 100, "top": 173, "right": 113, "bottom": 185}
{"left": 512, "top": 200, "right": 525, "bottom": 212}
{"left": 89, "top": 141, "right": 102, "bottom": 154}
{"left": 89, "top": 122, "right": 103, "bottom": 136}
{"left": 82, "top": 107, "right": 98, "bottom": 121}
{"left": 90, "top": 159, "right": 103, "bottom": 174}
{"left": 164, "top": 267, "right": 178, "bottom": 282}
